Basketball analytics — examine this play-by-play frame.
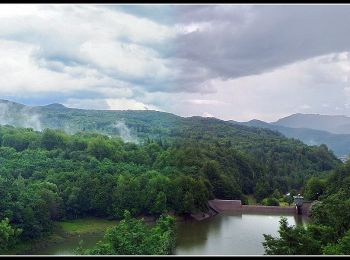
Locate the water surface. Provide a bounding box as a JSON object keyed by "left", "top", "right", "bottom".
{"left": 23, "top": 233, "right": 104, "bottom": 255}
{"left": 175, "top": 212, "right": 309, "bottom": 255}
{"left": 22, "top": 212, "right": 309, "bottom": 255}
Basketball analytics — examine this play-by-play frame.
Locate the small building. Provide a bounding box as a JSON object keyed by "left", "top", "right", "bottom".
{"left": 293, "top": 194, "right": 304, "bottom": 214}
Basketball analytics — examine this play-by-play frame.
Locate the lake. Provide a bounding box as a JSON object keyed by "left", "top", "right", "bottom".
{"left": 20, "top": 212, "right": 309, "bottom": 255}
{"left": 175, "top": 212, "right": 309, "bottom": 255}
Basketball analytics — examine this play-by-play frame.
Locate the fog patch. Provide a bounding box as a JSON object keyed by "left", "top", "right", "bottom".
{"left": 0, "top": 103, "right": 42, "bottom": 131}
{"left": 0, "top": 103, "right": 10, "bottom": 126}
{"left": 62, "top": 123, "right": 79, "bottom": 135}
{"left": 113, "top": 120, "right": 139, "bottom": 144}
{"left": 20, "top": 107, "right": 42, "bottom": 131}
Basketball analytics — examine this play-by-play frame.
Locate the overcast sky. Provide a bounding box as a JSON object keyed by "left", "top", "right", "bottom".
{"left": 1, "top": 4, "right": 350, "bottom": 122}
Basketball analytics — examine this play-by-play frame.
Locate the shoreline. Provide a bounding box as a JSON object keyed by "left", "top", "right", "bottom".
{"left": 5, "top": 202, "right": 311, "bottom": 255}
{"left": 5, "top": 214, "right": 189, "bottom": 255}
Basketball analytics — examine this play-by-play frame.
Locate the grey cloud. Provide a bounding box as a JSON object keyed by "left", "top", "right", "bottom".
{"left": 2, "top": 5, "right": 350, "bottom": 98}
{"left": 172, "top": 5, "right": 350, "bottom": 86}
{"left": 175, "top": 5, "right": 252, "bottom": 23}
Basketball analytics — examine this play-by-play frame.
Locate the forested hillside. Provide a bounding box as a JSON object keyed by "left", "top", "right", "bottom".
{"left": 0, "top": 100, "right": 342, "bottom": 253}
{"left": 0, "top": 122, "right": 341, "bottom": 253}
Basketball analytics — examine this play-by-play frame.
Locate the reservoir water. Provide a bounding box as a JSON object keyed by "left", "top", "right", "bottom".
{"left": 175, "top": 212, "right": 309, "bottom": 255}
{"left": 21, "top": 212, "right": 309, "bottom": 255}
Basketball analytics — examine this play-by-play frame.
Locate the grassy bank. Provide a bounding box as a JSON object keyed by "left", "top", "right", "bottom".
{"left": 5, "top": 217, "right": 118, "bottom": 255}
{"left": 58, "top": 217, "right": 118, "bottom": 235}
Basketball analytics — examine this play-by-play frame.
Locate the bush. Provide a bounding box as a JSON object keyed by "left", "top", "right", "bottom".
{"left": 80, "top": 210, "right": 176, "bottom": 255}
{"left": 262, "top": 197, "right": 280, "bottom": 206}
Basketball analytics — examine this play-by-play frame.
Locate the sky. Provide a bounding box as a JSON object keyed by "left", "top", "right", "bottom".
{"left": 1, "top": 4, "right": 350, "bottom": 122}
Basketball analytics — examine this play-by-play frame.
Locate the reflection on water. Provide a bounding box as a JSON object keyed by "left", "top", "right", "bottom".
{"left": 175, "top": 212, "right": 309, "bottom": 255}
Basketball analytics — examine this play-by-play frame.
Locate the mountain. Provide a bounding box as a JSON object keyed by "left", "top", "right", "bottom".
{"left": 1, "top": 99, "right": 348, "bottom": 158}
{"left": 44, "top": 103, "right": 68, "bottom": 109}
{"left": 0, "top": 99, "right": 342, "bottom": 198}
{"left": 274, "top": 113, "right": 350, "bottom": 134}
{"left": 0, "top": 99, "right": 182, "bottom": 140}
{"left": 0, "top": 99, "right": 347, "bottom": 158}
{"left": 0, "top": 99, "right": 299, "bottom": 144}
{"left": 231, "top": 118, "right": 350, "bottom": 157}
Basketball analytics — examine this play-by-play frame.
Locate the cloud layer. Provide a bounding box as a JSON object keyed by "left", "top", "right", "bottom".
{"left": 0, "top": 4, "right": 350, "bottom": 121}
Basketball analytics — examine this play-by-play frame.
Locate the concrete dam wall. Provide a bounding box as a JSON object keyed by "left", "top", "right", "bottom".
{"left": 208, "top": 199, "right": 311, "bottom": 215}
{"left": 191, "top": 199, "right": 312, "bottom": 221}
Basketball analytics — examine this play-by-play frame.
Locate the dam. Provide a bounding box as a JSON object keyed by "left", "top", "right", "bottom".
{"left": 191, "top": 199, "right": 312, "bottom": 221}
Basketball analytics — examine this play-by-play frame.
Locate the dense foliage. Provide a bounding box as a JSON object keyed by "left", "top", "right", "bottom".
{"left": 77, "top": 210, "right": 176, "bottom": 255}
{"left": 0, "top": 107, "right": 341, "bottom": 254}
{"left": 0, "top": 218, "right": 22, "bottom": 253}
{"left": 263, "top": 160, "right": 350, "bottom": 255}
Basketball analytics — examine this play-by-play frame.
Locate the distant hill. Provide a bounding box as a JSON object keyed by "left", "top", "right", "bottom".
{"left": 0, "top": 99, "right": 183, "bottom": 141}
{"left": 274, "top": 113, "right": 350, "bottom": 134}
{"left": 0, "top": 99, "right": 341, "bottom": 155}
{"left": 230, "top": 118, "right": 350, "bottom": 157}
{"left": 0, "top": 99, "right": 342, "bottom": 194}
{"left": 0, "top": 100, "right": 347, "bottom": 158}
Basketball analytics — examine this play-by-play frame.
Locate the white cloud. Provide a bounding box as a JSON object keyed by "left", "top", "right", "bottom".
{"left": 1, "top": 4, "right": 350, "bottom": 123}
{"left": 186, "top": 99, "right": 223, "bottom": 105}
{"left": 79, "top": 40, "right": 172, "bottom": 79}
{"left": 175, "top": 22, "right": 213, "bottom": 34}
{"left": 0, "top": 4, "right": 178, "bottom": 98}
{"left": 0, "top": 39, "right": 134, "bottom": 97}
{"left": 300, "top": 104, "right": 312, "bottom": 110}
{"left": 106, "top": 98, "right": 160, "bottom": 111}
{"left": 202, "top": 112, "right": 214, "bottom": 117}
{"left": 154, "top": 52, "right": 350, "bottom": 122}
{"left": 63, "top": 98, "right": 108, "bottom": 110}
{"left": 64, "top": 97, "right": 161, "bottom": 111}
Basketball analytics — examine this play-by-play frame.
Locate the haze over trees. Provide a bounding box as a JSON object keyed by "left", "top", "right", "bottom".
{"left": 1, "top": 99, "right": 350, "bottom": 158}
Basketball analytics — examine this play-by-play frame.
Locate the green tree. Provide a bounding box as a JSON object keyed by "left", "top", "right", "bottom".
{"left": 146, "top": 214, "right": 176, "bottom": 255}
{"left": 304, "top": 177, "right": 325, "bottom": 201}
{"left": 150, "top": 192, "right": 167, "bottom": 216}
{"left": 87, "top": 136, "right": 113, "bottom": 161}
{"left": 263, "top": 217, "right": 321, "bottom": 255}
{"left": 82, "top": 210, "right": 176, "bottom": 255}
{"left": 311, "top": 191, "right": 350, "bottom": 237}
{"left": 0, "top": 218, "right": 22, "bottom": 253}
{"left": 261, "top": 197, "right": 280, "bottom": 206}
{"left": 41, "top": 129, "right": 66, "bottom": 150}
{"left": 182, "top": 192, "right": 195, "bottom": 214}
{"left": 255, "top": 179, "right": 271, "bottom": 202}
{"left": 323, "top": 229, "right": 350, "bottom": 255}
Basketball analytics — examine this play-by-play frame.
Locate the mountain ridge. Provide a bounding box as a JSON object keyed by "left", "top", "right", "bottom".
{"left": 273, "top": 113, "right": 350, "bottom": 134}
{"left": 231, "top": 118, "right": 350, "bottom": 157}
{"left": 0, "top": 99, "right": 349, "bottom": 157}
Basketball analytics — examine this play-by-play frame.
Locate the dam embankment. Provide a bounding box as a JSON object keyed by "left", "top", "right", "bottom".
{"left": 191, "top": 199, "right": 312, "bottom": 221}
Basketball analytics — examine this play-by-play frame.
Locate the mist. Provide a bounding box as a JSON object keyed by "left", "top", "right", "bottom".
{"left": 0, "top": 103, "right": 42, "bottom": 131}
{"left": 113, "top": 120, "right": 139, "bottom": 144}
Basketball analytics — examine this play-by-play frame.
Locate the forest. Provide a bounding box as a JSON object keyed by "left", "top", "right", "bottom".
{"left": 263, "top": 160, "right": 350, "bottom": 255}
{"left": 0, "top": 118, "right": 341, "bottom": 254}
